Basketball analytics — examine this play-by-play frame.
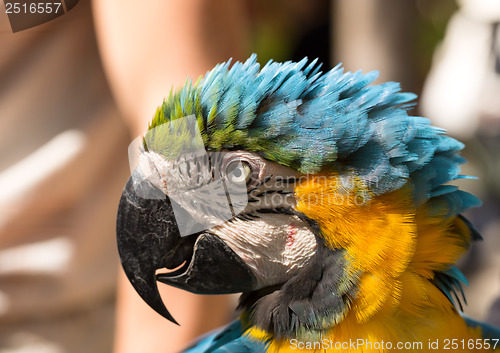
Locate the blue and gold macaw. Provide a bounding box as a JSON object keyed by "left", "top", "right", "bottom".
{"left": 116, "top": 55, "right": 500, "bottom": 352}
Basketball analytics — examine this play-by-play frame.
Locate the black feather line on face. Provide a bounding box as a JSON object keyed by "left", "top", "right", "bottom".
{"left": 238, "top": 217, "right": 359, "bottom": 341}
{"left": 274, "top": 176, "right": 299, "bottom": 185}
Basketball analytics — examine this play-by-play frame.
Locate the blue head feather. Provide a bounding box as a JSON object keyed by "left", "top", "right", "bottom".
{"left": 149, "top": 54, "right": 481, "bottom": 215}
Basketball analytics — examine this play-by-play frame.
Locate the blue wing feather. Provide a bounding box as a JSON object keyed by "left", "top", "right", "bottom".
{"left": 462, "top": 315, "right": 500, "bottom": 340}
{"left": 181, "top": 320, "right": 268, "bottom": 353}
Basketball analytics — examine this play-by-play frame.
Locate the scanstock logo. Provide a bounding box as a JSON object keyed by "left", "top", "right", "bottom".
{"left": 4, "top": 0, "right": 79, "bottom": 32}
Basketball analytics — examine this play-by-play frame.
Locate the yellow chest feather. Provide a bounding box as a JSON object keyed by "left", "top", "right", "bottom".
{"left": 244, "top": 174, "right": 493, "bottom": 352}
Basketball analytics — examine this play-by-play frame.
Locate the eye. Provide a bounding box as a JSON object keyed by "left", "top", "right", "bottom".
{"left": 226, "top": 161, "right": 252, "bottom": 184}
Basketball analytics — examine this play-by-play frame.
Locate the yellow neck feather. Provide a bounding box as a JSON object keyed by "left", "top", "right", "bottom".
{"left": 243, "top": 173, "right": 486, "bottom": 352}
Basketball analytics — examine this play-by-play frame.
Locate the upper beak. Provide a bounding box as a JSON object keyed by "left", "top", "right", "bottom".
{"left": 116, "top": 176, "right": 257, "bottom": 324}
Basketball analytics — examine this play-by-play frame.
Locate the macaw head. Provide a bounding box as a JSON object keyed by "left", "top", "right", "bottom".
{"left": 116, "top": 55, "right": 479, "bottom": 338}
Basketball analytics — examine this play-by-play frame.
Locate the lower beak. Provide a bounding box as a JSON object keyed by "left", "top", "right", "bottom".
{"left": 116, "top": 176, "right": 257, "bottom": 324}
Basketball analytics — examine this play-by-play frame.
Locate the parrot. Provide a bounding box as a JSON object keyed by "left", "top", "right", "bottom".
{"left": 116, "top": 54, "right": 500, "bottom": 352}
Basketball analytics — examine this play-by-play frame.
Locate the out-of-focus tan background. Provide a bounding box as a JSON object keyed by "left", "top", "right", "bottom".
{"left": 0, "top": 1, "right": 498, "bottom": 352}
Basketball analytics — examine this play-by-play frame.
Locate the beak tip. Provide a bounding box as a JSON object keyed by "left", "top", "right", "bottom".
{"left": 158, "top": 306, "right": 180, "bottom": 326}
{"left": 153, "top": 296, "right": 180, "bottom": 325}
{"left": 169, "top": 316, "right": 180, "bottom": 326}
{"left": 133, "top": 274, "right": 180, "bottom": 326}
{"left": 127, "top": 269, "right": 180, "bottom": 326}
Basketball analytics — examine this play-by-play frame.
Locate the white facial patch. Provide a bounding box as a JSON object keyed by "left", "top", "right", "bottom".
{"left": 209, "top": 214, "right": 317, "bottom": 288}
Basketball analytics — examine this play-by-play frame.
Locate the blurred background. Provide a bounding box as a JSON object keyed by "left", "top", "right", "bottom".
{"left": 0, "top": 0, "right": 498, "bottom": 352}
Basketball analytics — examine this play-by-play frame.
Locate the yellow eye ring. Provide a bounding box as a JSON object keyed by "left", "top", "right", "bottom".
{"left": 226, "top": 161, "right": 252, "bottom": 184}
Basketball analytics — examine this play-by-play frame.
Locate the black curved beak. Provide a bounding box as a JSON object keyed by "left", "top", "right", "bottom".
{"left": 116, "top": 176, "right": 257, "bottom": 324}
